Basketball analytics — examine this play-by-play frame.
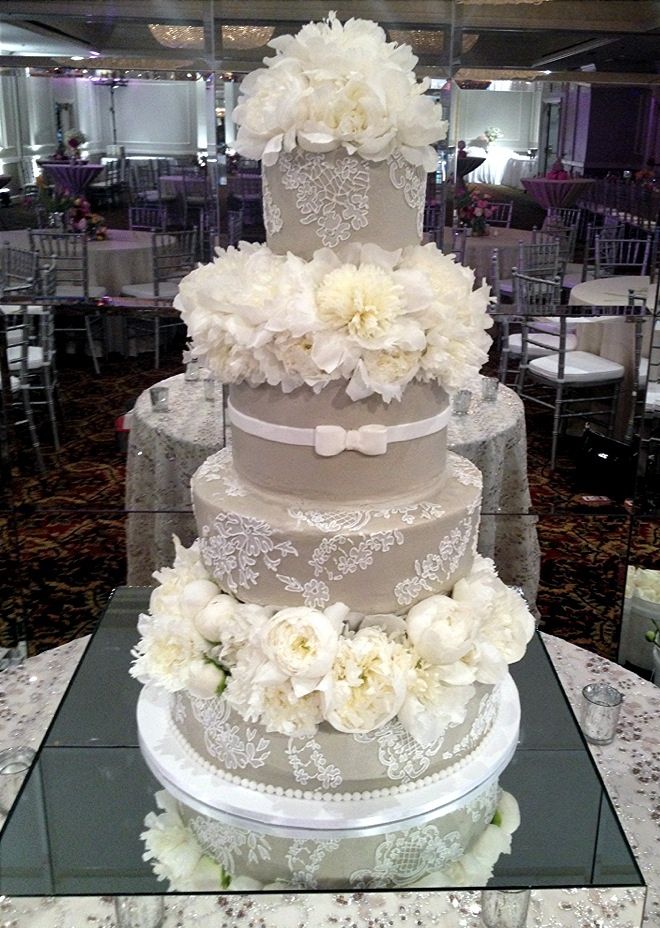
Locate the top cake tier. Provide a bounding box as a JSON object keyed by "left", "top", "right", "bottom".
{"left": 233, "top": 14, "right": 447, "bottom": 258}
{"left": 262, "top": 149, "right": 426, "bottom": 259}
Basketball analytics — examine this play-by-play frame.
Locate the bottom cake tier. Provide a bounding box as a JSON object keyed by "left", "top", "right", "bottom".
{"left": 137, "top": 675, "right": 520, "bottom": 828}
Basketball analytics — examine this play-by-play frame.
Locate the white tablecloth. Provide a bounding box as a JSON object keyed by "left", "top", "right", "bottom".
{"left": 0, "top": 633, "right": 654, "bottom": 926}
{"left": 1, "top": 228, "right": 154, "bottom": 296}
{"left": 443, "top": 227, "right": 535, "bottom": 282}
{"left": 125, "top": 374, "right": 540, "bottom": 606}
{"left": 465, "top": 147, "right": 537, "bottom": 189}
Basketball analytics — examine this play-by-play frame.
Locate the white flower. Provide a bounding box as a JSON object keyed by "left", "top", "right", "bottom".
{"left": 130, "top": 612, "right": 206, "bottom": 693}
{"left": 319, "top": 626, "right": 413, "bottom": 733}
{"left": 233, "top": 13, "right": 447, "bottom": 168}
{"left": 399, "top": 661, "right": 475, "bottom": 745}
{"left": 627, "top": 566, "right": 660, "bottom": 604}
{"left": 406, "top": 595, "right": 477, "bottom": 665}
{"left": 186, "top": 658, "right": 226, "bottom": 699}
{"left": 141, "top": 791, "right": 227, "bottom": 891}
{"left": 452, "top": 556, "right": 535, "bottom": 676}
{"left": 149, "top": 536, "right": 211, "bottom": 616}
{"left": 259, "top": 681, "right": 324, "bottom": 737}
{"left": 193, "top": 595, "right": 271, "bottom": 667}
{"left": 259, "top": 605, "right": 345, "bottom": 696}
{"left": 179, "top": 579, "right": 220, "bottom": 620}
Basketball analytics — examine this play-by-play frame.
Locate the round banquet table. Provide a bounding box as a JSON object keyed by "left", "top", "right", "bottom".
{"left": 522, "top": 177, "right": 595, "bottom": 209}
{"left": 38, "top": 161, "right": 104, "bottom": 197}
{"left": 0, "top": 633, "right": 655, "bottom": 927}
{"left": 442, "top": 227, "right": 535, "bottom": 282}
{"left": 125, "top": 374, "right": 540, "bottom": 606}
{"left": 1, "top": 227, "right": 154, "bottom": 296}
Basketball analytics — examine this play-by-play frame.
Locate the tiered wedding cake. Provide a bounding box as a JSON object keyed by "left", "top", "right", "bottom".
{"left": 133, "top": 14, "right": 534, "bottom": 890}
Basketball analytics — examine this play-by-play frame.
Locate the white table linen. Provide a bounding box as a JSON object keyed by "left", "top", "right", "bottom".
{"left": 0, "top": 633, "right": 654, "bottom": 926}
{"left": 125, "top": 374, "right": 540, "bottom": 606}
{"left": 443, "top": 227, "right": 535, "bottom": 283}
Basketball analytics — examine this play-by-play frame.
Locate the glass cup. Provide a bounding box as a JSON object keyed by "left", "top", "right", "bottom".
{"left": 481, "top": 889, "right": 531, "bottom": 927}
{"left": 114, "top": 896, "right": 165, "bottom": 928}
{"left": 184, "top": 357, "right": 201, "bottom": 382}
{"left": 149, "top": 386, "right": 169, "bottom": 413}
{"left": 452, "top": 389, "right": 472, "bottom": 416}
{"left": 0, "top": 746, "right": 36, "bottom": 816}
{"left": 203, "top": 376, "right": 216, "bottom": 402}
{"left": 580, "top": 682, "right": 623, "bottom": 745}
{"left": 481, "top": 376, "right": 499, "bottom": 402}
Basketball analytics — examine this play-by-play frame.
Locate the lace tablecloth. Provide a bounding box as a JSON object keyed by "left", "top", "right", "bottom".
{"left": 125, "top": 374, "right": 540, "bottom": 604}
{"left": 0, "top": 634, "right": 654, "bottom": 927}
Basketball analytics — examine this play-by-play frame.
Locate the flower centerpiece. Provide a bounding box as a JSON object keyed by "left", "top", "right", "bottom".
{"left": 64, "top": 127, "right": 86, "bottom": 159}
{"left": 483, "top": 127, "right": 503, "bottom": 145}
{"left": 455, "top": 187, "right": 493, "bottom": 236}
{"left": 27, "top": 178, "right": 107, "bottom": 237}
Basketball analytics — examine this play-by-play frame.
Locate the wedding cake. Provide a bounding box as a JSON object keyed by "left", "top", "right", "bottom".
{"left": 132, "top": 14, "right": 534, "bottom": 890}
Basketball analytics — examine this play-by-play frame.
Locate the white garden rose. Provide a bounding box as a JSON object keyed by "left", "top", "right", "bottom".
{"left": 319, "top": 626, "right": 413, "bottom": 733}
{"left": 186, "top": 658, "right": 226, "bottom": 699}
{"left": 406, "top": 594, "right": 477, "bottom": 665}
{"left": 259, "top": 605, "right": 345, "bottom": 696}
{"left": 233, "top": 13, "right": 446, "bottom": 168}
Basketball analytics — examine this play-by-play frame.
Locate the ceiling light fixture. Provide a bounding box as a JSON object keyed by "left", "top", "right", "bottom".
{"left": 148, "top": 23, "right": 274, "bottom": 51}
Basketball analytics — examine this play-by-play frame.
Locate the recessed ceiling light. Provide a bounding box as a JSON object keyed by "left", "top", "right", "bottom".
{"left": 70, "top": 56, "right": 84, "bottom": 61}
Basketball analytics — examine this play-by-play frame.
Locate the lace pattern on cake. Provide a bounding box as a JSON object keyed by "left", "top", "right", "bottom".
{"left": 278, "top": 150, "right": 370, "bottom": 248}
{"left": 188, "top": 694, "right": 272, "bottom": 770}
{"left": 388, "top": 150, "right": 425, "bottom": 240}
{"left": 286, "top": 838, "right": 342, "bottom": 888}
{"left": 467, "top": 780, "right": 499, "bottom": 824}
{"left": 354, "top": 718, "right": 449, "bottom": 782}
{"left": 191, "top": 816, "right": 273, "bottom": 870}
{"left": 277, "top": 530, "right": 405, "bottom": 607}
{"left": 262, "top": 172, "right": 283, "bottom": 237}
{"left": 200, "top": 513, "right": 298, "bottom": 594}
{"left": 287, "top": 502, "right": 446, "bottom": 533}
{"left": 195, "top": 449, "right": 247, "bottom": 497}
{"left": 393, "top": 514, "right": 475, "bottom": 607}
{"left": 286, "top": 737, "right": 343, "bottom": 788}
{"left": 350, "top": 825, "right": 465, "bottom": 888}
{"left": 441, "top": 689, "right": 499, "bottom": 761}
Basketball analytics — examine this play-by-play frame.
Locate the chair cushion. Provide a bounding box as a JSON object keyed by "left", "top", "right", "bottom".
{"left": 7, "top": 345, "right": 44, "bottom": 369}
{"left": 55, "top": 285, "right": 106, "bottom": 299}
{"left": 529, "top": 350, "right": 624, "bottom": 384}
{"left": 646, "top": 381, "right": 660, "bottom": 413}
{"left": 510, "top": 331, "right": 578, "bottom": 358}
{"left": 531, "top": 316, "right": 578, "bottom": 335}
{"left": 121, "top": 281, "right": 180, "bottom": 299}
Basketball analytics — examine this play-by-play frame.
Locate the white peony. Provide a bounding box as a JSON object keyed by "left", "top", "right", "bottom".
{"left": 319, "top": 626, "right": 413, "bottom": 733}
{"left": 406, "top": 594, "right": 477, "bottom": 665}
{"left": 399, "top": 661, "right": 475, "bottom": 745}
{"left": 193, "top": 595, "right": 271, "bottom": 667}
{"left": 233, "top": 13, "right": 447, "bottom": 168}
{"left": 141, "top": 791, "right": 228, "bottom": 891}
{"left": 179, "top": 579, "right": 220, "bottom": 620}
{"left": 259, "top": 605, "right": 346, "bottom": 696}
{"left": 149, "top": 536, "right": 211, "bottom": 616}
{"left": 186, "top": 658, "right": 226, "bottom": 699}
{"left": 627, "top": 565, "right": 660, "bottom": 604}
{"left": 130, "top": 612, "right": 206, "bottom": 693}
{"left": 259, "top": 681, "right": 325, "bottom": 737}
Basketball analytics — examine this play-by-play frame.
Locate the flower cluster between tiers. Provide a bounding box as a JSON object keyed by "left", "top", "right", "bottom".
{"left": 141, "top": 788, "right": 520, "bottom": 891}
{"left": 175, "top": 242, "right": 492, "bottom": 402}
{"left": 130, "top": 538, "right": 535, "bottom": 745}
{"left": 233, "top": 13, "right": 447, "bottom": 171}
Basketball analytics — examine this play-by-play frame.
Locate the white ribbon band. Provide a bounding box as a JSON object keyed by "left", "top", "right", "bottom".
{"left": 227, "top": 401, "right": 450, "bottom": 457}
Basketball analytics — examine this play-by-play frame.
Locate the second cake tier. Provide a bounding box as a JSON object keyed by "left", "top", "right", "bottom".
{"left": 192, "top": 448, "right": 482, "bottom": 614}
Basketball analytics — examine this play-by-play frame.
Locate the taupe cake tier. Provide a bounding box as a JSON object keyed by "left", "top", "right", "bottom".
{"left": 262, "top": 148, "right": 426, "bottom": 258}
{"left": 172, "top": 682, "right": 500, "bottom": 800}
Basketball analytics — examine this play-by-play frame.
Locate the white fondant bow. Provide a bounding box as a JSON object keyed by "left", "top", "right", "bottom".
{"left": 314, "top": 424, "right": 388, "bottom": 457}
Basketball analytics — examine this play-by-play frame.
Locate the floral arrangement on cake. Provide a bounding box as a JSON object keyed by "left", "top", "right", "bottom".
{"left": 131, "top": 537, "right": 534, "bottom": 745}
{"left": 233, "top": 13, "right": 447, "bottom": 170}
{"left": 455, "top": 188, "right": 493, "bottom": 236}
{"left": 483, "top": 127, "right": 503, "bottom": 144}
{"left": 625, "top": 565, "right": 660, "bottom": 604}
{"left": 141, "top": 787, "right": 520, "bottom": 891}
{"left": 175, "top": 242, "right": 492, "bottom": 402}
